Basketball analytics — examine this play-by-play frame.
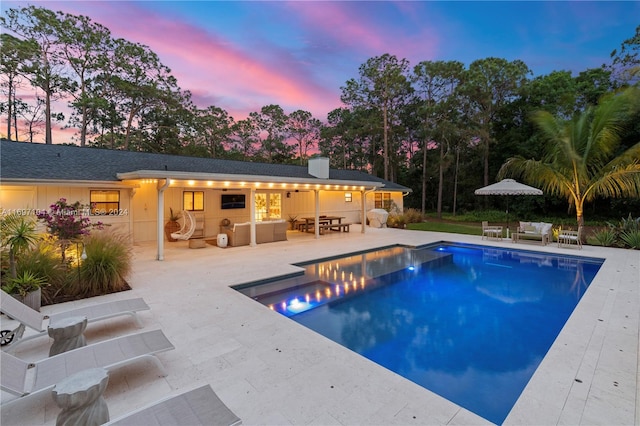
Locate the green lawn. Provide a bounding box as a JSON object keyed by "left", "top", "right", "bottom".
{"left": 406, "top": 221, "right": 482, "bottom": 236}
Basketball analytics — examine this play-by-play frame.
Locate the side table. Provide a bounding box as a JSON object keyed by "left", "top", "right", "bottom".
{"left": 48, "top": 316, "right": 87, "bottom": 356}
{"left": 52, "top": 367, "right": 110, "bottom": 426}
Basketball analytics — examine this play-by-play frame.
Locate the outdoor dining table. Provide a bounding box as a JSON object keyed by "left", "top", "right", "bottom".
{"left": 300, "top": 216, "right": 345, "bottom": 233}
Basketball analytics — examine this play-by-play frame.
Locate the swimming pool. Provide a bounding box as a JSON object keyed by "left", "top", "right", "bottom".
{"left": 234, "top": 242, "right": 604, "bottom": 424}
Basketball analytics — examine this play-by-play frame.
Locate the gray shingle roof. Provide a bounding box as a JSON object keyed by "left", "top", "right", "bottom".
{"left": 1, "top": 141, "right": 411, "bottom": 191}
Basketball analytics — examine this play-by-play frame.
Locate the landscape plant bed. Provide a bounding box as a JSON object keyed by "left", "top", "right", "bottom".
{"left": 43, "top": 282, "right": 133, "bottom": 306}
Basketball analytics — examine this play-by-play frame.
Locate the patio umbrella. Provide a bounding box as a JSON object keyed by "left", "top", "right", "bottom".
{"left": 474, "top": 179, "right": 543, "bottom": 236}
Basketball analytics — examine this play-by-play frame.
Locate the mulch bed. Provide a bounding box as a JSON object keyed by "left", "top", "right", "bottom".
{"left": 42, "top": 282, "right": 133, "bottom": 306}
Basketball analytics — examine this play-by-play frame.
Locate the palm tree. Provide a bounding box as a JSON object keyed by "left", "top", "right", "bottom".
{"left": 499, "top": 87, "right": 640, "bottom": 235}
{"left": 1, "top": 213, "right": 40, "bottom": 279}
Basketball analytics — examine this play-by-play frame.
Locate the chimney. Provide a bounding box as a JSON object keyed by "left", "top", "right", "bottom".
{"left": 308, "top": 157, "right": 329, "bottom": 179}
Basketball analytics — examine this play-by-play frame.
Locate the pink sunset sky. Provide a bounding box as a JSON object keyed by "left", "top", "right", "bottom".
{"left": 3, "top": 1, "right": 639, "bottom": 125}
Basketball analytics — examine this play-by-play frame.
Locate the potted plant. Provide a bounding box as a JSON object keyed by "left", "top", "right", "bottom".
{"left": 287, "top": 214, "right": 298, "bottom": 231}
{"left": 1, "top": 213, "right": 44, "bottom": 310}
{"left": 2, "top": 270, "right": 46, "bottom": 311}
{"left": 164, "top": 208, "right": 181, "bottom": 242}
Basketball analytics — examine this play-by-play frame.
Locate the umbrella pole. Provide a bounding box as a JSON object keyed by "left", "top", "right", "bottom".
{"left": 506, "top": 197, "right": 510, "bottom": 238}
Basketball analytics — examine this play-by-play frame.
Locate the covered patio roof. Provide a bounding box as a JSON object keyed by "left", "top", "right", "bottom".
{"left": 0, "top": 140, "right": 410, "bottom": 193}
{"left": 1, "top": 140, "right": 411, "bottom": 260}
{"left": 116, "top": 170, "right": 385, "bottom": 192}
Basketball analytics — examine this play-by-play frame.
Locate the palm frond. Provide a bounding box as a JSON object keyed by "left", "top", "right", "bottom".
{"left": 585, "top": 162, "right": 640, "bottom": 201}
{"left": 599, "top": 142, "right": 640, "bottom": 173}
{"left": 499, "top": 156, "right": 574, "bottom": 199}
{"left": 587, "top": 88, "right": 639, "bottom": 165}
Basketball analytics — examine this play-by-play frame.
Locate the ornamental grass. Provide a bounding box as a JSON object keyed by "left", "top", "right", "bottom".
{"left": 76, "top": 231, "right": 132, "bottom": 298}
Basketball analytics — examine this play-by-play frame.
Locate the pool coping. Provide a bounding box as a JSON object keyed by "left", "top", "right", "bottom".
{"left": 233, "top": 240, "right": 614, "bottom": 423}
{"left": 2, "top": 226, "right": 637, "bottom": 425}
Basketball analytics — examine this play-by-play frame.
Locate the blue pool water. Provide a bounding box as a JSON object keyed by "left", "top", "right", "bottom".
{"left": 235, "top": 243, "right": 604, "bottom": 424}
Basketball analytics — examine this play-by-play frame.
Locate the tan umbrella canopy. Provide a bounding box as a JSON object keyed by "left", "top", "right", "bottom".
{"left": 475, "top": 179, "right": 543, "bottom": 234}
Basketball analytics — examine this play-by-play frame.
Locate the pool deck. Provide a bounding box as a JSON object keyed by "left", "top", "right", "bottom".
{"left": 2, "top": 225, "right": 638, "bottom": 425}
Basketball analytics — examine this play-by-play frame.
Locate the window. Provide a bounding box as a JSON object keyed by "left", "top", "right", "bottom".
{"left": 183, "top": 191, "right": 204, "bottom": 211}
{"left": 255, "top": 193, "right": 281, "bottom": 221}
{"left": 269, "top": 193, "right": 282, "bottom": 218}
{"left": 374, "top": 193, "right": 391, "bottom": 210}
{"left": 90, "top": 190, "right": 120, "bottom": 215}
{"left": 344, "top": 192, "right": 352, "bottom": 202}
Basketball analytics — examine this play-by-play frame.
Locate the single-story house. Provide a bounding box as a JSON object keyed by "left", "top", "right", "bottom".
{"left": 0, "top": 140, "right": 411, "bottom": 260}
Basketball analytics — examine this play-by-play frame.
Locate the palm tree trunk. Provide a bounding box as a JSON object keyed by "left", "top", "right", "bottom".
{"left": 7, "top": 78, "right": 13, "bottom": 140}
{"left": 576, "top": 203, "right": 585, "bottom": 242}
{"left": 9, "top": 250, "right": 17, "bottom": 279}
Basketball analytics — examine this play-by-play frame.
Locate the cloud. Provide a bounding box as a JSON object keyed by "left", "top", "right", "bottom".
{"left": 100, "top": 3, "right": 342, "bottom": 119}
{"left": 13, "top": 1, "right": 342, "bottom": 121}
{"left": 283, "top": 2, "right": 439, "bottom": 64}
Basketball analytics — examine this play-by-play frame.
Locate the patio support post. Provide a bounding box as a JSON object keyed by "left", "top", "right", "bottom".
{"left": 156, "top": 178, "right": 170, "bottom": 261}
{"left": 128, "top": 188, "right": 136, "bottom": 245}
{"left": 314, "top": 189, "right": 320, "bottom": 239}
{"left": 250, "top": 188, "right": 257, "bottom": 247}
{"left": 360, "top": 189, "right": 366, "bottom": 234}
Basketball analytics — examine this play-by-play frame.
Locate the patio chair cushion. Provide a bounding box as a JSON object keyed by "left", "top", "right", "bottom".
{"left": 540, "top": 223, "right": 553, "bottom": 235}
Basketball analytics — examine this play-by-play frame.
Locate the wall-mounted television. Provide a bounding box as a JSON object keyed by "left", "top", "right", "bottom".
{"left": 221, "top": 194, "right": 246, "bottom": 209}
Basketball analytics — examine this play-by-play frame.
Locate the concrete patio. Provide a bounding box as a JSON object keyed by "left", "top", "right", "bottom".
{"left": 2, "top": 226, "right": 638, "bottom": 425}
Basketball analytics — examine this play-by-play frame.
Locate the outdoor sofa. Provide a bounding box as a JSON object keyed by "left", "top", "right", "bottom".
{"left": 513, "top": 221, "right": 553, "bottom": 245}
{"left": 224, "top": 220, "right": 287, "bottom": 246}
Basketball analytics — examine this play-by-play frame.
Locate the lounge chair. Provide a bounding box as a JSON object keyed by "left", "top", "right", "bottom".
{"left": 558, "top": 229, "right": 582, "bottom": 249}
{"left": 106, "top": 384, "right": 242, "bottom": 426}
{"left": 171, "top": 210, "right": 197, "bottom": 240}
{"left": 0, "top": 329, "right": 174, "bottom": 401}
{"left": 0, "top": 290, "right": 150, "bottom": 350}
{"left": 481, "top": 221, "right": 503, "bottom": 240}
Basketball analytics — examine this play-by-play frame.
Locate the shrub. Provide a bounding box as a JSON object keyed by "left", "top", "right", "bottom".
{"left": 403, "top": 208, "right": 424, "bottom": 224}
{"left": 460, "top": 210, "right": 510, "bottom": 223}
{"left": 589, "top": 227, "right": 617, "bottom": 247}
{"left": 602, "top": 214, "right": 640, "bottom": 249}
{"left": 36, "top": 198, "right": 103, "bottom": 263}
{"left": 387, "top": 213, "right": 406, "bottom": 229}
{"left": 618, "top": 214, "right": 640, "bottom": 233}
{"left": 36, "top": 198, "right": 94, "bottom": 240}
{"left": 17, "top": 242, "right": 70, "bottom": 305}
{"left": 76, "top": 231, "right": 132, "bottom": 297}
{"left": 619, "top": 230, "right": 640, "bottom": 250}
{"left": 1, "top": 270, "right": 47, "bottom": 297}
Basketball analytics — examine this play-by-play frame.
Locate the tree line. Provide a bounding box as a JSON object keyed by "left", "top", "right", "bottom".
{"left": 1, "top": 6, "right": 639, "bottom": 218}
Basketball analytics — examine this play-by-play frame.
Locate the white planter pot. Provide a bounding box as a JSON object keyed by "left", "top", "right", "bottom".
{"left": 11, "top": 287, "right": 42, "bottom": 312}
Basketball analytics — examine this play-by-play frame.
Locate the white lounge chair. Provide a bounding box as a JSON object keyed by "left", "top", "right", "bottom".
{"left": 106, "top": 384, "right": 242, "bottom": 426}
{"left": 0, "top": 329, "right": 174, "bottom": 401}
{"left": 0, "top": 290, "right": 150, "bottom": 350}
{"left": 171, "top": 210, "right": 197, "bottom": 240}
{"left": 558, "top": 229, "right": 582, "bottom": 249}
{"left": 481, "top": 221, "right": 503, "bottom": 240}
